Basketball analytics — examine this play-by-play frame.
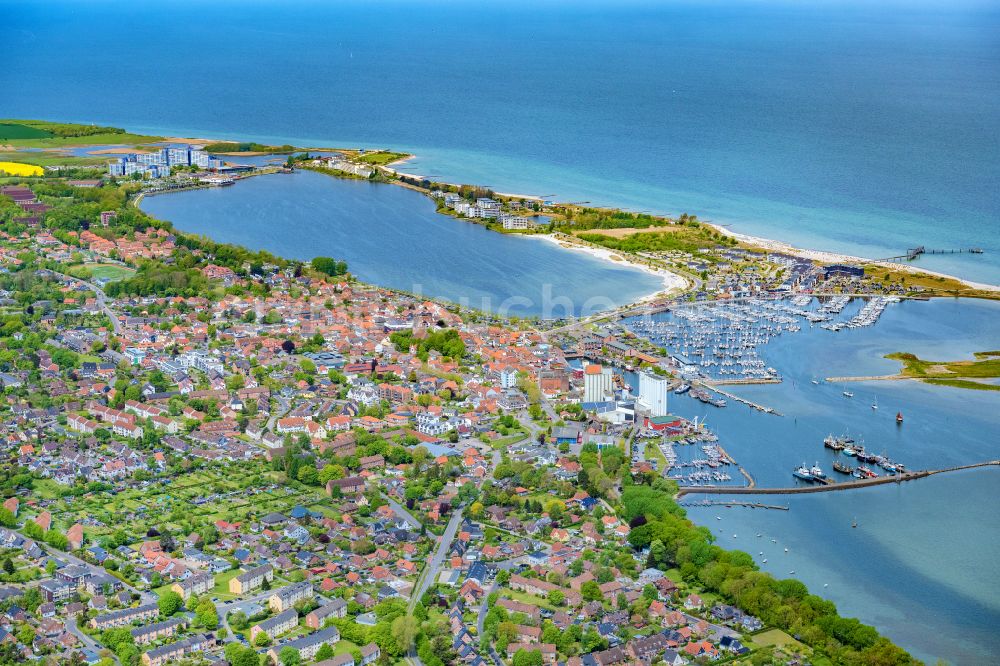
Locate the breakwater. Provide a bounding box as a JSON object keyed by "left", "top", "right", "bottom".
{"left": 677, "top": 460, "right": 999, "bottom": 496}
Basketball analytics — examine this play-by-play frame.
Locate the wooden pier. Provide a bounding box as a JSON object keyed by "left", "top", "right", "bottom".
{"left": 879, "top": 246, "right": 985, "bottom": 263}
{"left": 700, "top": 384, "right": 783, "bottom": 417}
{"left": 676, "top": 460, "right": 1000, "bottom": 497}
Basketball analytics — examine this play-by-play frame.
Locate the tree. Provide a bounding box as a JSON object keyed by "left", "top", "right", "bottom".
{"left": 2, "top": 558, "right": 14, "bottom": 575}
{"left": 157, "top": 590, "right": 182, "bottom": 617}
{"left": 581, "top": 580, "right": 602, "bottom": 602}
{"left": 0, "top": 508, "right": 16, "bottom": 528}
{"left": 311, "top": 257, "right": 348, "bottom": 277}
{"left": 278, "top": 646, "right": 301, "bottom": 666}
{"left": 512, "top": 649, "right": 543, "bottom": 666}
{"left": 314, "top": 643, "right": 334, "bottom": 661}
{"left": 319, "top": 464, "right": 345, "bottom": 484}
{"left": 548, "top": 590, "right": 565, "bottom": 606}
{"left": 281, "top": 340, "right": 296, "bottom": 354}
{"left": 195, "top": 600, "right": 218, "bottom": 629}
{"left": 390, "top": 615, "right": 419, "bottom": 654}
{"left": 254, "top": 632, "right": 272, "bottom": 647}
{"left": 297, "top": 465, "right": 319, "bottom": 485}
{"left": 229, "top": 610, "right": 249, "bottom": 631}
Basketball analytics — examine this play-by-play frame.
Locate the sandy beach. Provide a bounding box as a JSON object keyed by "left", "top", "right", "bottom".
{"left": 533, "top": 233, "right": 688, "bottom": 299}
{"left": 711, "top": 224, "right": 1000, "bottom": 292}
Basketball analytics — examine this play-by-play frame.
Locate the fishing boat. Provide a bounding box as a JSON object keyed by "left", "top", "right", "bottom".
{"left": 842, "top": 446, "right": 858, "bottom": 457}
{"left": 857, "top": 465, "right": 878, "bottom": 479}
{"left": 792, "top": 464, "right": 814, "bottom": 481}
{"left": 896, "top": 411, "right": 903, "bottom": 424}
{"left": 843, "top": 391, "right": 854, "bottom": 398}
{"left": 809, "top": 463, "right": 826, "bottom": 479}
{"left": 674, "top": 383, "right": 691, "bottom": 395}
{"left": 823, "top": 434, "right": 845, "bottom": 451}
{"left": 832, "top": 460, "right": 853, "bottom": 474}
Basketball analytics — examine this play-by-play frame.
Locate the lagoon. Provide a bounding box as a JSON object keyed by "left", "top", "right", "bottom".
{"left": 139, "top": 170, "right": 664, "bottom": 317}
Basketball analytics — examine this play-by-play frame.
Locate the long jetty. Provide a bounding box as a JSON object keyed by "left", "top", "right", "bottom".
{"left": 679, "top": 499, "right": 788, "bottom": 511}
{"left": 676, "top": 460, "right": 999, "bottom": 496}
{"left": 701, "top": 384, "right": 783, "bottom": 417}
{"left": 878, "top": 245, "right": 985, "bottom": 263}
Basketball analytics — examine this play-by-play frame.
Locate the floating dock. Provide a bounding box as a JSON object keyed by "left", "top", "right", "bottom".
{"left": 677, "top": 460, "right": 999, "bottom": 496}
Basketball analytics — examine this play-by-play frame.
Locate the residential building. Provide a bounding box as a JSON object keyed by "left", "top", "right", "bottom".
{"left": 229, "top": 563, "right": 274, "bottom": 595}
{"left": 250, "top": 609, "right": 298, "bottom": 642}
{"left": 267, "top": 626, "right": 340, "bottom": 663}
{"left": 269, "top": 582, "right": 313, "bottom": 613}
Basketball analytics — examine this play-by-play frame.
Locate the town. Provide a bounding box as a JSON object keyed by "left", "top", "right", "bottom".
{"left": 0, "top": 126, "right": 916, "bottom": 666}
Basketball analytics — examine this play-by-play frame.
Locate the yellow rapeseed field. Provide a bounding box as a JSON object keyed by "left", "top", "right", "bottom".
{"left": 0, "top": 161, "right": 44, "bottom": 177}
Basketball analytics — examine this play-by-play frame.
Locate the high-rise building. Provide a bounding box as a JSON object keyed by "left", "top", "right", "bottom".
{"left": 583, "top": 364, "right": 613, "bottom": 403}
{"left": 637, "top": 371, "right": 669, "bottom": 417}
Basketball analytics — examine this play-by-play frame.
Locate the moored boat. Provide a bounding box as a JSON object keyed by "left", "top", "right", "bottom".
{"left": 792, "top": 465, "right": 814, "bottom": 481}
{"left": 833, "top": 460, "right": 853, "bottom": 474}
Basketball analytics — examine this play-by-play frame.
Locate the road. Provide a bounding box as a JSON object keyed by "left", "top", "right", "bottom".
{"left": 11, "top": 528, "right": 152, "bottom": 603}
{"left": 218, "top": 586, "right": 282, "bottom": 636}
{"left": 48, "top": 269, "right": 122, "bottom": 334}
{"left": 405, "top": 507, "right": 465, "bottom": 666}
{"left": 68, "top": 616, "right": 116, "bottom": 661}
{"left": 380, "top": 493, "right": 422, "bottom": 530}
{"left": 408, "top": 507, "right": 464, "bottom": 612}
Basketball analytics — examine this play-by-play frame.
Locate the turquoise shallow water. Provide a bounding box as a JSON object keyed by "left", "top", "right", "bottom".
{"left": 626, "top": 297, "right": 1000, "bottom": 663}
{"left": 1, "top": 0, "right": 998, "bottom": 283}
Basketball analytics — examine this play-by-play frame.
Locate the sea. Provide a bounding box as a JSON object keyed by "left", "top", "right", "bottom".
{"left": 3, "top": 0, "right": 1000, "bottom": 661}
{"left": 2, "top": 0, "right": 999, "bottom": 283}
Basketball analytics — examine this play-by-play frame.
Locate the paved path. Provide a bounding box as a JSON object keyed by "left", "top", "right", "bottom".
{"left": 409, "top": 507, "right": 464, "bottom": 611}
{"left": 48, "top": 269, "right": 122, "bottom": 334}
{"left": 406, "top": 507, "right": 465, "bottom": 666}
{"left": 380, "top": 493, "right": 422, "bottom": 530}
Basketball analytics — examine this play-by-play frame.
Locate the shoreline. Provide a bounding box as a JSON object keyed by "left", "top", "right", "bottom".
{"left": 711, "top": 225, "right": 1000, "bottom": 292}
{"left": 531, "top": 233, "right": 687, "bottom": 299}
{"left": 381, "top": 159, "right": 998, "bottom": 293}
{"left": 23, "top": 119, "right": 996, "bottom": 299}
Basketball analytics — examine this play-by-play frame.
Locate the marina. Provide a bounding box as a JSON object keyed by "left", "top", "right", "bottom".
{"left": 626, "top": 295, "right": 901, "bottom": 384}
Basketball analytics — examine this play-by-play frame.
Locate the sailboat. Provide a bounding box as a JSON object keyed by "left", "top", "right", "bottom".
{"left": 896, "top": 411, "right": 903, "bottom": 424}
{"left": 871, "top": 396, "right": 878, "bottom": 410}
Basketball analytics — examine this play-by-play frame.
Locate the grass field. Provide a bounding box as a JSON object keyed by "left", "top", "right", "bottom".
{"left": 923, "top": 378, "right": 1000, "bottom": 391}
{"left": 68, "top": 263, "right": 136, "bottom": 282}
{"left": 886, "top": 351, "right": 1000, "bottom": 390}
{"left": 354, "top": 151, "right": 410, "bottom": 166}
{"left": 333, "top": 640, "right": 360, "bottom": 656}
{"left": 644, "top": 441, "right": 667, "bottom": 466}
{"left": 0, "top": 123, "right": 53, "bottom": 140}
{"left": 503, "top": 589, "right": 559, "bottom": 612}
{"left": 0, "top": 161, "right": 44, "bottom": 177}
{"left": 212, "top": 570, "right": 241, "bottom": 600}
{"left": 0, "top": 151, "right": 106, "bottom": 168}
{"left": 4, "top": 131, "right": 163, "bottom": 150}
{"left": 749, "top": 628, "right": 804, "bottom": 650}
